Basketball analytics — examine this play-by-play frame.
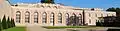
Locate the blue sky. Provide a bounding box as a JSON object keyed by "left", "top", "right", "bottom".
{"left": 9, "top": 0, "right": 120, "bottom": 9}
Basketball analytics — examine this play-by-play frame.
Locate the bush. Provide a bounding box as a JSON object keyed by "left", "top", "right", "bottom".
{"left": 0, "top": 19, "right": 2, "bottom": 31}
{"left": 2, "top": 15, "right": 8, "bottom": 29}
{"left": 7, "top": 17, "right": 11, "bottom": 28}
{"left": 11, "top": 19, "right": 15, "bottom": 27}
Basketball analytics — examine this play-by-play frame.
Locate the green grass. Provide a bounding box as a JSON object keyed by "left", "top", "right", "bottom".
{"left": 3, "top": 27, "right": 26, "bottom": 31}
{"left": 42, "top": 26, "right": 92, "bottom": 29}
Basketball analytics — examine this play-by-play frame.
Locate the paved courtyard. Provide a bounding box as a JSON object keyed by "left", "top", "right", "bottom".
{"left": 26, "top": 24, "right": 109, "bottom": 31}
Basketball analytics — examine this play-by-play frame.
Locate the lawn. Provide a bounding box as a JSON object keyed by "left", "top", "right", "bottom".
{"left": 42, "top": 26, "right": 96, "bottom": 29}
{"left": 2, "top": 27, "right": 26, "bottom": 31}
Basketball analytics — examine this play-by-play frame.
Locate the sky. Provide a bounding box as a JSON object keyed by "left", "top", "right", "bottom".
{"left": 9, "top": 0, "right": 120, "bottom": 9}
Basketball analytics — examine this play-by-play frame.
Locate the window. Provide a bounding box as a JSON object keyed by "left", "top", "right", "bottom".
{"left": 50, "top": 12, "right": 54, "bottom": 23}
{"left": 16, "top": 11, "right": 21, "bottom": 23}
{"left": 72, "top": 13, "right": 76, "bottom": 18}
{"left": 66, "top": 13, "right": 69, "bottom": 24}
{"left": 58, "top": 13, "right": 62, "bottom": 23}
{"left": 34, "top": 12, "right": 38, "bottom": 23}
{"left": 89, "top": 19, "right": 91, "bottom": 24}
{"left": 42, "top": 12, "right": 47, "bottom": 23}
{"left": 25, "top": 11, "right": 30, "bottom": 23}
{"left": 78, "top": 14, "right": 82, "bottom": 24}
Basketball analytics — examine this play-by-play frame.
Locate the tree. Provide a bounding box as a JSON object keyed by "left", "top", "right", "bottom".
{"left": 7, "top": 17, "right": 11, "bottom": 28}
{"left": 106, "top": 7, "right": 116, "bottom": 12}
{"left": 0, "top": 19, "right": 2, "bottom": 31}
{"left": 41, "top": 0, "right": 55, "bottom": 4}
{"left": 11, "top": 19, "right": 15, "bottom": 27}
{"left": 2, "top": 15, "right": 8, "bottom": 29}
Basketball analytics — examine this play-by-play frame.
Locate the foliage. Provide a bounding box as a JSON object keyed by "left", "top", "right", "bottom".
{"left": 3, "top": 27, "right": 25, "bottom": 31}
{"left": 68, "top": 16, "right": 82, "bottom": 26}
{"left": 2, "top": 15, "right": 8, "bottom": 29}
{"left": 11, "top": 19, "right": 15, "bottom": 27}
{"left": 41, "top": 0, "right": 55, "bottom": 4}
{"left": 7, "top": 17, "right": 11, "bottom": 28}
{"left": 0, "top": 19, "right": 2, "bottom": 31}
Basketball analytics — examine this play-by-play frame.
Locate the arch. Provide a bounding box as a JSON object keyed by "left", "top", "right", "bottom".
{"left": 50, "top": 12, "right": 54, "bottom": 23}
{"left": 66, "top": 13, "right": 69, "bottom": 25}
{"left": 34, "top": 12, "right": 38, "bottom": 23}
{"left": 25, "top": 11, "right": 30, "bottom": 23}
{"left": 50, "top": 12, "right": 55, "bottom": 26}
{"left": 16, "top": 11, "right": 21, "bottom": 23}
{"left": 78, "top": 14, "right": 82, "bottom": 25}
{"left": 42, "top": 12, "right": 47, "bottom": 23}
{"left": 58, "top": 13, "right": 62, "bottom": 23}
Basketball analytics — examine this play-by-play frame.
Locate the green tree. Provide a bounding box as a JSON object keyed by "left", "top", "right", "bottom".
{"left": 106, "top": 7, "right": 116, "bottom": 12}
{"left": 11, "top": 19, "right": 15, "bottom": 27}
{"left": 0, "top": 19, "right": 2, "bottom": 31}
{"left": 2, "top": 15, "right": 8, "bottom": 29}
{"left": 41, "top": 0, "right": 55, "bottom": 4}
{"left": 106, "top": 7, "right": 120, "bottom": 27}
{"left": 7, "top": 17, "right": 11, "bottom": 28}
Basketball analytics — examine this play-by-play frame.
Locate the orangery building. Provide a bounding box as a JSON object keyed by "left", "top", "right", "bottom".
{"left": 0, "top": 0, "right": 116, "bottom": 26}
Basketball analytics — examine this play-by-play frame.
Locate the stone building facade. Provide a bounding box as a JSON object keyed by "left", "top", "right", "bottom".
{"left": 0, "top": 0, "right": 116, "bottom": 26}
{"left": 11, "top": 3, "right": 116, "bottom": 26}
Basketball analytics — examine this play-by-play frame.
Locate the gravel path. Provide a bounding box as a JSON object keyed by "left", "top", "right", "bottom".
{"left": 26, "top": 24, "right": 66, "bottom": 31}
{"left": 26, "top": 24, "right": 108, "bottom": 31}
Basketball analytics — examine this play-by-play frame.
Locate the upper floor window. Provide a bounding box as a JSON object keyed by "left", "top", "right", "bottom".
{"left": 34, "top": 12, "right": 38, "bottom": 23}
{"left": 42, "top": 12, "right": 47, "bottom": 23}
{"left": 25, "top": 11, "right": 30, "bottom": 23}
{"left": 58, "top": 13, "right": 62, "bottom": 23}
{"left": 16, "top": 11, "right": 21, "bottom": 23}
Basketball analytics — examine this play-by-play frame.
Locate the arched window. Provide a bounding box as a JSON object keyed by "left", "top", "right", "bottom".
{"left": 34, "top": 12, "right": 38, "bottom": 23}
{"left": 66, "top": 13, "right": 69, "bottom": 24}
{"left": 25, "top": 11, "right": 30, "bottom": 23}
{"left": 78, "top": 14, "right": 82, "bottom": 24}
{"left": 58, "top": 13, "right": 62, "bottom": 23}
{"left": 42, "top": 12, "right": 47, "bottom": 23}
{"left": 16, "top": 11, "right": 21, "bottom": 23}
{"left": 50, "top": 12, "right": 54, "bottom": 23}
{"left": 72, "top": 13, "right": 76, "bottom": 18}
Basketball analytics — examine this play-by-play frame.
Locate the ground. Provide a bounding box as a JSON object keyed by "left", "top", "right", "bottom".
{"left": 2, "top": 24, "right": 114, "bottom": 31}
{"left": 2, "top": 27, "right": 26, "bottom": 31}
